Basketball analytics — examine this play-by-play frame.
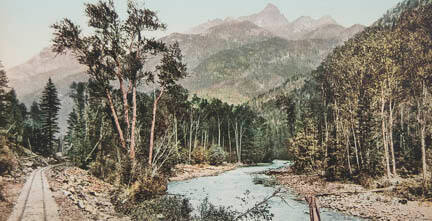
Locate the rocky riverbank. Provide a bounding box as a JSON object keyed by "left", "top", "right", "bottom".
{"left": 169, "top": 163, "right": 238, "bottom": 182}
{"left": 44, "top": 163, "right": 237, "bottom": 220}
{"left": 271, "top": 167, "right": 432, "bottom": 220}
{"left": 46, "top": 166, "right": 130, "bottom": 221}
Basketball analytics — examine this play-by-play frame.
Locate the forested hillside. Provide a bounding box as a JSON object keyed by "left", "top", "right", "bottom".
{"left": 275, "top": 3, "right": 432, "bottom": 196}
{"left": 188, "top": 37, "right": 338, "bottom": 103}
{"left": 374, "top": 0, "right": 432, "bottom": 27}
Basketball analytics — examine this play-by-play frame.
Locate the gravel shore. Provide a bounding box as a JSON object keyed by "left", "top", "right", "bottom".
{"left": 272, "top": 167, "right": 432, "bottom": 220}
{"left": 169, "top": 163, "right": 238, "bottom": 182}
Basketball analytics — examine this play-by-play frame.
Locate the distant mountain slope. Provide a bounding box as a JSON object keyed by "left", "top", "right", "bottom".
{"left": 7, "top": 48, "right": 86, "bottom": 101}
{"left": 6, "top": 3, "right": 365, "bottom": 132}
{"left": 373, "top": 0, "right": 432, "bottom": 27}
{"left": 161, "top": 21, "right": 274, "bottom": 71}
{"left": 186, "top": 37, "right": 339, "bottom": 103}
{"left": 186, "top": 18, "right": 225, "bottom": 34}
{"left": 253, "top": 0, "right": 431, "bottom": 105}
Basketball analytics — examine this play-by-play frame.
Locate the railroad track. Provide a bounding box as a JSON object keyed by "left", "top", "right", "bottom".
{"left": 7, "top": 166, "right": 60, "bottom": 221}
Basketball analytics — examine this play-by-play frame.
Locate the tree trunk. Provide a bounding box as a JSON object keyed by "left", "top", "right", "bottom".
{"left": 119, "top": 79, "right": 130, "bottom": 139}
{"left": 234, "top": 121, "right": 240, "bottom": 163}
{"left": 149, "top": 89, "right": 164, "bottom": 165}
{"left": 418, "top": 82, "right": 428, "bottom": 190}
{"left": 130, "top": 86, "right": 137, "bottom": 161}
{"left": 228, "top": 120, "right": 232, "bottom": 159}
{"left": 189, "top": 114, "right": 194, "bottom": 163}
{"left": 194, "top": 117, "right": 200, "bottom": 149}
{"left": 381, "top": 88, "right": 391, "bottom": 179}
{"left": 218, "top": 116, "right": 221, "bottom": 147}
{"left": 400, "top": 104, "right": 405, "bottom": 152}
{"left": 345, "top": 125, "right": 352, "bottom": 175}
{"left": 239, "top": 122, "right": 245, "bottom": 163}
{"left": 351, "top": 124, "right": 360, "bottom": 170}
{"left": 105, "top": 89, "right": 126, "bottom": 150}
{"left": 174, "top": 116, "right": 178, "bottom": 150}
{"left": 388, "top": 100, "right": 396, "bottom": 175}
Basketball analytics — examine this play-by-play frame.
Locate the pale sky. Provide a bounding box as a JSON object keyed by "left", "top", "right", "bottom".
{"left": 0, "top": 0, "right": 401, "bottom": 69}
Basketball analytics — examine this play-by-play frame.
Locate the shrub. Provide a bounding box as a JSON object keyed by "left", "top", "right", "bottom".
{"left": 208, "top": 145, "right": 226, "bottom": 166}
{"left": 243, "top": 147, "right": 266, "bottom": 164}
{"left": 127, "top": 168, "right": 168, "bottom": 202}
{"left": 197, "top": 197, "right": 236, "bottom": 221}
{"left": 191, "top": 146, "right": 209, "bottom": 164}
{"left": 115, "top": 195, "right": 193, "bottom": 221}
{"left": 287, "top": 131, "right": 323, "bottom": 174}
{"left": 0, "top": 136, "right": 17, "bottom": 176}
{"left": 174, "top": 147, "right": 189, "bottom": 164}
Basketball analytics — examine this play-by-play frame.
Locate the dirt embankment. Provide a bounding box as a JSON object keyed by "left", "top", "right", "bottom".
{"left": 271, "top": 167, "right": 432, "bottom": 221}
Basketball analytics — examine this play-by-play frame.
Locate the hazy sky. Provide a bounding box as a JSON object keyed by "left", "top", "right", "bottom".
{"left": 0, "top": 0, "right": 401, "bottom": 69}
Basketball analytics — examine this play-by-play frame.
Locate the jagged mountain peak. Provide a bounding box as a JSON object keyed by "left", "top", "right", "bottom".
{"left": 261, "top": 3, "right": 281, "bottom": 14}
{"left": 239, "top": 3, "right": 289, "bottom": 28}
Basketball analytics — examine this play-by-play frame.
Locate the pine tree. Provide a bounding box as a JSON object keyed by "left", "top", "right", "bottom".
{"left": 6, "top": 89, "right": 27, "bottom": 143}
{"left": 40, "top": 78, "right": 61, "bottom": 156}
{"left": 23, "top": 101, "right": 44, "bottom": 153}
{"left": 0, "top": 61, "right": 9, "bottom": 128}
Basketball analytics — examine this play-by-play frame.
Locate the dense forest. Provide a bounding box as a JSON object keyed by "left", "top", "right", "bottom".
{"left": 271, "top": 3, "right": 432, "bottom": 195}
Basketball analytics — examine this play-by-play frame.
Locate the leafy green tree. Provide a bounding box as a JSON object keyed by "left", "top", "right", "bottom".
{"left": 396, "top": 5, "right": 432, "bottom": 188}
{"left": 40, "top": 78, "right": 61, "bottom": 156}
{"left": 52, "top": 0, "right": 187, "bottom": 164}
{"left": 149, "top": 42, "right": 187, "bottom": 165}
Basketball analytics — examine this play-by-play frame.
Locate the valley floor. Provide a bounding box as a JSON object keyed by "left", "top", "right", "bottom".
{"left": 271, "top": 167, "right": 432, "bottom": 220}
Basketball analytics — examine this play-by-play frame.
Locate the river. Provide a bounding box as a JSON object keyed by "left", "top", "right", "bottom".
{"left": 168, "top": 160, "right": 361, "bottom": 220}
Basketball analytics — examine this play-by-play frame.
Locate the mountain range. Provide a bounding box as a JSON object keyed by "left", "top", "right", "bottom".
{"left": 6, "top": 3, "right": 365, "bottom": 132}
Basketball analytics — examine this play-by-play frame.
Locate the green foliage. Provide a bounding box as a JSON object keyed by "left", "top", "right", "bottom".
{"left": 287, "top": 130, "right": 323, "bottom": 174}
{"left": 208, "top": 145, "right": 226, "bottom": 166}
{"left": 275, "top": 3, "right": 432, "bottom": 185}
{"left": 0, "top": 62, "right": 9, "bottom": 128}
{"left": 23, "top": 102, "right": 44, "bottom": 153}
{"left": 114, "top": 195, "right": 192, "bottom": 221}
{"left": 191, "top": 146, "right": 209, "bottom": 164}
{"left": 197, "top": 197, "right": 236, "bottom": 221}
{"left": 0, "top": 136, "right": 17, "bottom": 175}
{"left": 128, "top": 169, "right": 168, "bottom": 202}
{"left": 4, "top": 90, "right": 27, "bottom": 144}
{"left": 64, "top": 82, "right": 110, "bottom": 168}
{"left": 192, "top": 37, "right": 337, "bottom": 102}
{"left": 114, "top": 192, "right": 275, "bottom": 221}
{"left": 39, "top": 78, "right": 61, "bottom": 156}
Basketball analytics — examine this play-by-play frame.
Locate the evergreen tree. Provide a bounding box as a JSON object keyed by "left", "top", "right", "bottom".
{"left": 0, "top": 61, "right": 9, "bottom": 128}
{"left": 6, "top": 89, "right": 27, "bottom": 143}
{"left": 40, "top": 78, "right": 61, "bottom": 156}
{"left": 23, "top": 101, "right": 44, "bottom": 153}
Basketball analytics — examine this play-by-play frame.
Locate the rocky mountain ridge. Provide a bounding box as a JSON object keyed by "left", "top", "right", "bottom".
{"left": 186, "top": 3, "right": 356, "bottom": 40}
{"left": 6, "top": 3, "right": 365, "bottom": 132}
